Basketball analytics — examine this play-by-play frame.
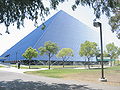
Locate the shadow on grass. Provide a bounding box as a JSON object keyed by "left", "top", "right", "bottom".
{"left": 0, "top": 79, "right": 98, "bottom": 90}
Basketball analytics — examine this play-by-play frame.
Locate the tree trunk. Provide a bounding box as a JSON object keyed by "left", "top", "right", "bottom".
{"left": 29, "top": 59, "right": 30, "bottom": 69}
{"left": 88, "top": 58, "right": 90, "bottom": 69}
{"left": 114, "top": 61, "right": 116, "bottom": 66}
{"left": 48, "top": 54, "right": 51, "bottom": 69}
{"left": 110, "top": 57, "right": 113, "bottom": 67}
{"left": 118, "top": 60, "right": 119, "bottom": 65}
{"left": 109, "top": 61, "right": 112, "bottom": 67}
{"left": 84, "top": 58, "right": 87, "bottom": 69}
{"left": 63, "top": 59, "right": 64, "bottom": 68}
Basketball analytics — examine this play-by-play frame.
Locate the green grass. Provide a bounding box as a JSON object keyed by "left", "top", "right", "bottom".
{"left": 30, "top": 65, "right": 49, "bottom": 68}
{"left": 12, "top": 65, "right": 17, "bottom": 68}
{"left": 25, "top": 68, "right": 100, "bottom": 78}
{"left": 106, "top": 65, "right": 120, "bottom": 70}
{"left": 25, "top": 65, "right": 120, "bottom": 86}
{"left": 12, "top": 65, "right": 28, "bottom": 69}
{"left": 25, "top": 65, "right": 120, "bottom": 78}
{"left": 0, "top": 66, "right": 5, "bottom": 68}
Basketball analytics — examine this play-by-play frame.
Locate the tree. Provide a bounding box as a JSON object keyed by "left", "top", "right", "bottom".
{"left": 109, "top": 10, "right": 120, "bottom": 39}
{"left": 38, "top": 41, "right": 59, "bottom": 69}
{"left": 22, "top": 47, "right": 38, "bottom": 69}
{"left": 117, "top": 47, "right": 120, "bottom": 56}
{"left": 56, "top": 48, "right": 74, "bottom": 68}
{"left": 106, "top": 42, "right": 118, "bottom": 66}
{"left": 79, "top": 41, "right": 99, "bottom": 69}
{"left": 103, "top": 51, "right": 110, "bottom": 57}
{"left": 106, "top": 43, "right": 118, "bottom": 59}
{"left": 0, "top": 0, "right": 119, "bottom": 36}
{"left": 117, "top": 47, "right": 120, "bottom": 65}
{"left": 0, "top": 0, "right": 64, "bottom": 34}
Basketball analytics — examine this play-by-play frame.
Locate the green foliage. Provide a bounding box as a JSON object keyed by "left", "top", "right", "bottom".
{"left": 103, "top": 51, "right": 110, "bottom": 57}
{"left": 41, "top": 23, "right": 46, "bottom": 30}
{"left": 79, "top": 41, "right": 99, "bottom": 59}
{"left": 106, "top": 42, "right": 119, "bottom": 59}
{"left": 22, "top": 47, "right": 38, "bottom": 60}
{"left": 38, "top": 47, "right": 47, "bottom": 56}
{"left": 22, "top": 47, "right": 38, "bottom": 69}
{"left": 38, "top": 41, "right": 59, "bottom": 69}
{"left": 0, "top": 0, "right": 64, "bottom": 33}
{"left": 117, "top": 48, "right": 120, "bottom": 56}
{"left": 56, "top": 48, "right": 74, "bottom": 60}
{"left": 79, "top": 41, "right": 99, "bottom": 69}
{"left": 56, "top": 48, "right": 74, "bottom": 67}
{"left": 38, "top": 41, "right": 59, "bottom": 57}
{"left": 109, "top": 7, "right": 120, "bottom": 39}
{"left": 72, "top": 0, "right": 119, "bottom": 18}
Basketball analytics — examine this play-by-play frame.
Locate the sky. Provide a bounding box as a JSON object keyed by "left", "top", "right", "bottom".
{"left": 0, "top": 1, "right": 120, "bottom": 55}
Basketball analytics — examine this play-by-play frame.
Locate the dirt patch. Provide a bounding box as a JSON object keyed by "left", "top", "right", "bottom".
{"left": 62, "top": 70, "right": 120, "bottom": 86}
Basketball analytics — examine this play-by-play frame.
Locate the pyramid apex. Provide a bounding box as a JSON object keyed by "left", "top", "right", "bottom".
{"left": 57, "top": 10, "right": 67, "bottom": 14}
{"left": 59, "top": 10, "right": 64, "bottom": 12}
{"left": 52, "top": 10, "right": 68, "bottom": 18}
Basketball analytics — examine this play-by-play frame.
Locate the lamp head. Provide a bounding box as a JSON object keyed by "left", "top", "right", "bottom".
{"left": 93, "top": 22, "right": 101, "bottom": 28}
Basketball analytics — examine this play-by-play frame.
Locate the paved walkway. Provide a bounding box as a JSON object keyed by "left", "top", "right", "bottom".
{"left": 0, "top": 66, "right": 48, "bottom": 73}
{"left": 0, "top": 64, "right": 120, "bottom": 90}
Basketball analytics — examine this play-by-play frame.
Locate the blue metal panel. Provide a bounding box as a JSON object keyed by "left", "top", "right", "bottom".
{"left": 0, "top": 12, "right": 58, "bottom": 61}
{"left": 1, "top": 10, "right": 99, "bottom": 61}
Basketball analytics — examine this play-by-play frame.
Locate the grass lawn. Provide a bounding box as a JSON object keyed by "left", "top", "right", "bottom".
{"left": 26, "top": 65, "right": 120, "bottom": 78}
{"left": 0, "top": 66, "right": 5, "bottom": 68}
{"left": 12, "top": 65, "right": 28, "bottom": 69}
{"left": 25, "top": 65, "right": 120, "bottom": 86}
{"left": 106, "top": 65, "right": 120, "bottom": 70}
{"left": 25, "top": 68, "right": 98, "bottom": 78}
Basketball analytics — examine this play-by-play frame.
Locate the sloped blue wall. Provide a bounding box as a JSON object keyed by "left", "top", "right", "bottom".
{"left": 1, "top": 10, "right": 99, "bottom": 61}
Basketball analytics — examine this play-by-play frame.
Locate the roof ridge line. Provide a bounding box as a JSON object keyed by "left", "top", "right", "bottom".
{"left": 32, "top": 12, "right": 60, "bottom": 49}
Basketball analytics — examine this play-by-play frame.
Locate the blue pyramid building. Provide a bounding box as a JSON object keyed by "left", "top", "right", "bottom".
{"left": 1, "top": 10, "right": 99, "bottom": 62}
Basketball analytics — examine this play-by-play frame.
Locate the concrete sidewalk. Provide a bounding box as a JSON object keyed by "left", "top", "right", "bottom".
{"left": 0, "top": 64, "right": 120, "bottom": 90}
{"left": 0, "top": 70, "right": 120, "bottom": 90}
{"left": 0, "top": 65, "right": 48, "bottom": 73}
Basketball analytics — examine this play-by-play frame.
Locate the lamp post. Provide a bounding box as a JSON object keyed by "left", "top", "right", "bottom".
{"left": 93, "top": 21, "right": 107, "bottom": 82}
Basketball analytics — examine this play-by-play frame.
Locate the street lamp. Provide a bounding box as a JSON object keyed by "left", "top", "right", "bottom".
{"left": 93, "top": 21, "right": 107, "bottom": 82}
